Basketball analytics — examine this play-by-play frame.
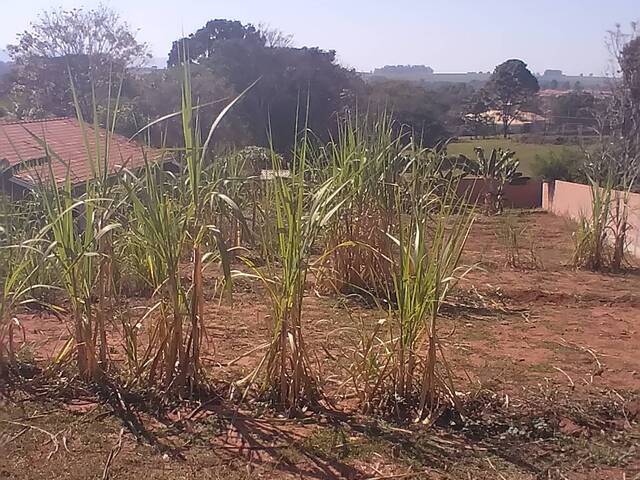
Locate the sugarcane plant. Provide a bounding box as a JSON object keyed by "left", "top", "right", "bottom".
{"left": 337, "top": 151, "right": 475, "bottom": 419}
{"left": 0, "top": 201, "right": 51, "bottom": 374}
{"left": 387, "top": 159, "right": 475, "bottom": 420}
{"left": 572, "top": 176, "right": 616, "bottom": 271}
{"left": 319, "top": 113, "right": 403, "bottom": 297}
{"left": 236, "top": 120, "right": 351, "bottom": 413}
{"left": 120, "top": 56, "right": 254, "bottom": 391}
{"left": 26, "top": 73, "right": 128, "bottom": 381}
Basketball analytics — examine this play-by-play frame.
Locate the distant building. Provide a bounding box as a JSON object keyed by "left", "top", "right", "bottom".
{"left": 131, "top": 65, "right": 161, "bottom": 77}
{"left": 464, "top": 110, "right": 546, "bottom": 126}
{"left": 542, "top": 69, "right": 564, "bottom": 78}
{"left": 373, "top": 65, "right": 435, "bottom": 76}
{"left": 364, "top": 65, "right": 610, "bottom": 90}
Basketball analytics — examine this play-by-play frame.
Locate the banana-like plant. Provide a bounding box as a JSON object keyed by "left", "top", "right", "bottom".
{"left": 457, "top": 147, "right": 521, "bottom": 213}
{"left": 459, "top": 147, "right": 521, "bottom": 185}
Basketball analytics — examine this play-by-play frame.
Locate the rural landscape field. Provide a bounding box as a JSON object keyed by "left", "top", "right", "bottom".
{"left": 2, "top": 211, "right": 640, "bottom": 479}
{"left": 1, "top": 2, "right": 639, "bottom": 479}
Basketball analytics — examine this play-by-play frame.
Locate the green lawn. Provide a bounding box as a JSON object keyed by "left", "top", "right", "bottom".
{"left": 447, "top": 137, "right": 582, "bottom": 177}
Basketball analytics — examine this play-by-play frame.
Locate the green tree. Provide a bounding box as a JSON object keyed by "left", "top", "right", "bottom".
{"left": 365, "top": 79, "right": 451, "bottom": 145}
{"left": 167, "top": 19, "right": 264, "bottom": 67}
{"left": 119, "top": 65, "right": 247, "bottom": 147}
{"left": 167, "top": 20, "right": 363, "bottom": 151}
{"left": 7, "top": 5, "right": 148, "bottom": 119}
{"left": 462, "top": 91, "right": 492, "bottom": 138}
{"left": 486, "top": 59, "right": 539, "bottom": 138}
{"left": 550, "top": 91, "right": 598, "bottom": 127}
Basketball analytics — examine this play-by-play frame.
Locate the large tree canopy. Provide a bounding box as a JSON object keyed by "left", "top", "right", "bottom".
{"left": 167, "top": 19, "right": 264, "bottom": 67}
{"left": 119, "top": 65, "right": 246, "bottom": 148}
{"left": 8, "top": 6, "right": 148, "bottom": 64}
{"left": 164, "top": 19, "right": 363, "bottom": 152}
{"left": 621, "top": 36, "right": 640, "bottom": 104}
{"left": 462, "top": 91, "right": 492, "bottom": 138}
{"left": 365, "top": 79, "right": 455, "bottom": 145}
{"left": 550, "top": 91, "right": 599, "bottom": 127}
{"left": 486, "top": 59, "right": 539, "bottom": 138}
{"left": 7, "top": 5, "right": 148, "bottom": 119}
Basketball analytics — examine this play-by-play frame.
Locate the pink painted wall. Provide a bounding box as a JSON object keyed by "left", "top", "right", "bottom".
{"left": 543, "top": 180, "right": 640, "bottom": 258}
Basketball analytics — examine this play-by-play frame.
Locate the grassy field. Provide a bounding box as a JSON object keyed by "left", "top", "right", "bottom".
{"left": 447, "top": 137, "right": 582, "bottom": 176}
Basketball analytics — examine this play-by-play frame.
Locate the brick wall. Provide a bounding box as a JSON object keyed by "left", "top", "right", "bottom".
{"left": 457, "top": 177, "right": 543, "bottom": 209}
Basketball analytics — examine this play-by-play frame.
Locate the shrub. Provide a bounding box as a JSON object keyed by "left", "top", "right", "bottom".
{"left": 571, "top": 178, "right": 631, "bottom": 272}
{"left": 495, "top": 213, "right": 542, "bottom": 270}
{"left": 532, "top": 149, "right": 585, "bottom": 182}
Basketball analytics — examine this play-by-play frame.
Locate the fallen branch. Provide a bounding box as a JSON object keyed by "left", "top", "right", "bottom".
{"left": 553, "top": 367, "right": 575, "bottom": 389}
{"left": 0, "top": 419, "right": 60, "bottom": 459}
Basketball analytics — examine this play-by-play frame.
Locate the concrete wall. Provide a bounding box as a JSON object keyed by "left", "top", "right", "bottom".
{"left": 458, "top": 177, "right": 543, "bottom": 209}
{"left": 543, "top": 180, "right": 640, "bottom": 258}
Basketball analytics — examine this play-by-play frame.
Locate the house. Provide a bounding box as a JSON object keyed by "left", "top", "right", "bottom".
{"left": 478, "top": 109, "right": 547, "bottom": 126}
{"left": 0, "top": 117, "right": 164, "bottom": 196}
{"left": 463, "top": 109, "right": 547, "bottom": 135}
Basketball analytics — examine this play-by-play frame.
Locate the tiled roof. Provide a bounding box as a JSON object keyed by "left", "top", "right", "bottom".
{"left": 0, "top": 117, "right": 164, "bottom": 188}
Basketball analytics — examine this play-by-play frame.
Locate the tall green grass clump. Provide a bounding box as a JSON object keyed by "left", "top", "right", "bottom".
{"left": 119, "top": 57, "right": 253, "bottom": 391}
{"left": 339, "top": 151, "right": 475, "bottom": 420}
{"left": 237, "top": 121, "right": 351, "bottom": 412}
{"left": 319, "top": 114, "right": 403, "bottom": 297}
{"left": 572, "top": 176, "right": 632, "bottom": 272}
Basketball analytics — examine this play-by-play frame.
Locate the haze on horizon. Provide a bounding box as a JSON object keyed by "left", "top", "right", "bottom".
{"left": 1, "top": 0, "right": 638, "bottom": 75}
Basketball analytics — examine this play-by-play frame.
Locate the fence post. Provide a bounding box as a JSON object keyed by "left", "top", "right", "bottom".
{"left": 542, "top": 180, "right": 555, "bottom": 211}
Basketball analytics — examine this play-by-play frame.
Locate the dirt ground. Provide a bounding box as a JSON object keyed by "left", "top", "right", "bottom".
{"left": 1, "top": 211, "right": 639, "bottom": 479}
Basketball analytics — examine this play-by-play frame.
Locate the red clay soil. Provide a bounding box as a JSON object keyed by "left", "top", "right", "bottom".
{"left": 1, "top": 210, "right": 639, "bottom": 479}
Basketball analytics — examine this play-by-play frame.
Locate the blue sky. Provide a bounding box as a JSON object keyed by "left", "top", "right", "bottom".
{"left": 1, "top": 0, "right": 638, "bottom": 75}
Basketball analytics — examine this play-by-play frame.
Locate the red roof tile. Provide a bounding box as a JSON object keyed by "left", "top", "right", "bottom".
{"left": 0, "top": 117, "right": 164, "bottom": 188}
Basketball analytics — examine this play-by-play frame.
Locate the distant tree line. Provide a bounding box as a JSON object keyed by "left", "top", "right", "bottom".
{"left": 0, "top": 5, "right": 623, "bottom": 154}
{"left": 0, "top": 62, "right": 10, "bottom": 78}
{"left": 0, "top": 6, "right": 486, "bottom": 151}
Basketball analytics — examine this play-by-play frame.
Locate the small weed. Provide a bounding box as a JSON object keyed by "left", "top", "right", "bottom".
{"left": 304, "top": 427, "right": 352, "bottom": 460}
{"left": 572, "top": 178, "right": 633, "bottom": 273}
{"left": 496, "top": 213, "right": 542, "bottom": 270}
{"left": 303, "top": 425, "right": 394, "bottom": 463}
{"left": 575, "top": 438, "right": 635, "bottom": 467}
{"left": 15, "top": 344, "right": 35, "bottom": 364}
